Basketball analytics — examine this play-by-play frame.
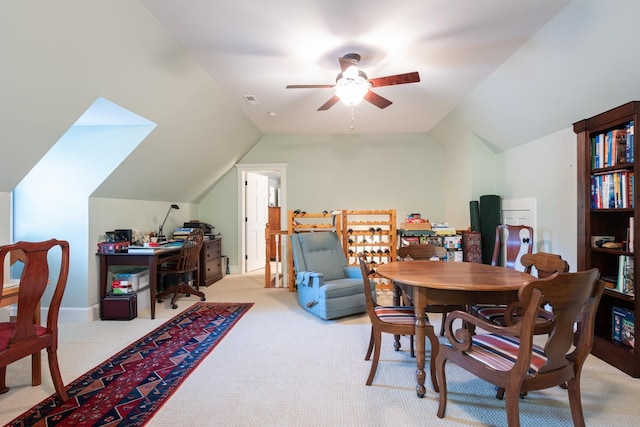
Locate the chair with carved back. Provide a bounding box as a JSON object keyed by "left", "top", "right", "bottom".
{"left": 397, "top": 244, "right": 465, "bottom": 336}
{"left": 0, "top": 239, "right": 70, "bottom": 402}
{"left": 156, "top": 229, "right": 205, "bottom": 309}
{"left": 358, "top": 255, "right": 439, "bottom": 389}
{"left": 477, "top": 251, "right": 572, "bottom": 399}
{"left": 435, "top": 268, "right": 603, "bottom": 427}
{"left": 470, "top": 224, "right": 535, "bottom": 333}
{"left": 474, "top": 252, "right": 570, "bottom": 330}
{"left": 491, "top": 224, "right": 534, "bottom": 269}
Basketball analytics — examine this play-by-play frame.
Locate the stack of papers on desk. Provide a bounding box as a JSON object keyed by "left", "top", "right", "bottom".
{"left": 127, "top": 242, "right": 182, "bottom": 254}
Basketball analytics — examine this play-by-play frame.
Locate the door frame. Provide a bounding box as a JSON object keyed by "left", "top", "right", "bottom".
{"left": 236, "top": 163, "right": 287, "bottom": 274}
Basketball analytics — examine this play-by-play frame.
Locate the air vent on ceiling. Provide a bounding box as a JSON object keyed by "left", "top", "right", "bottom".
{"left": 242, "top": 95, "right": 260, "bottom": 106}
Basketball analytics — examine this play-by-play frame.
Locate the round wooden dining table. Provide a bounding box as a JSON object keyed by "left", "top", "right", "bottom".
{"left": 376, "top": 260, "right": 534, "bottom": 398}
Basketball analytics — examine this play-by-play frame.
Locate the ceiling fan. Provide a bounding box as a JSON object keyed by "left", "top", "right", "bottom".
{"left": 286, "top": 53, "right": 420, "bottom": 111}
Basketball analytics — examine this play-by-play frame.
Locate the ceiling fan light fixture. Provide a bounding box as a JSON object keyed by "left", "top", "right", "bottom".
{"left": 335, "top": 70, "right": 370, "bottom": 106}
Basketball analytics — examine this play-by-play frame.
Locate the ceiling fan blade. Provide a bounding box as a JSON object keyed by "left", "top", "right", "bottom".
{"left": 286, "top": 84, "right": 334, "bottom": 89}
{"left": 364, "top": 90, "right": 392, "bottom": 109}
{"left": 318, "top": 95, "right": 341, "bottom": 111}
{"left": 369, "top": 72, "right": 420, "bottom": 88}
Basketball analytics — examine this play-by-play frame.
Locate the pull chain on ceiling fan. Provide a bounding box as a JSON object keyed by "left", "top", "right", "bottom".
{"left": 286, "top": 53, "right": 420, "bottom": 111}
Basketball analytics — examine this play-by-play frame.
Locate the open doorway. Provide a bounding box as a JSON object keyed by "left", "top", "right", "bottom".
{"left": 236, "top": 164, "right": 287, "bottom": 275}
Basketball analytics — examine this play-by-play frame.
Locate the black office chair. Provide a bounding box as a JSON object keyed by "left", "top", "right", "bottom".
{"left": 156, "top": 229, "right": 205, "bottom": 309}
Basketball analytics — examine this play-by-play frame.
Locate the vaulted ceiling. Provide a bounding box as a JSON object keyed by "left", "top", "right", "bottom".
{"left": 142, "top": 0, "right": 571, "bottom": 138}
{"left": 5, "top": 1, "right": 640, "bottom": 204}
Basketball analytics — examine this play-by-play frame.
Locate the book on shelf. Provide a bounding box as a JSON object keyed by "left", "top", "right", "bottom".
{"left": 616, "top": 255, "right": 634, "bottom": 295}
{"left": 592, "top": 123, "right": 634, "bottom": 168}
{"left": 627, "top": 121, "right": 635, "bottom": 163}
{"left": 630, "top": 217, "right": 635, "bottom": 253}
{"left": 612, "top": 306, "right": 635, "bottom": 349}
{"left": 590, "top": 171, "right": 634, "bottom": 209}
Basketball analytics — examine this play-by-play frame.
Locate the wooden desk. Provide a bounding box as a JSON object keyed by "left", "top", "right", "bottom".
{"left": 97, "top": 247, "right": 181, "bottom": 319}
{"left": 0, "top": 284, "right": 19, "bottom": 306}
{"left": 376, "top": 261, "right": 533, "bottom": 398}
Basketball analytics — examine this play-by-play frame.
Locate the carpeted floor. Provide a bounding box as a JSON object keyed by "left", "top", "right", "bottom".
{"left": 5, "top": 302, "right": 252, "bottom": 426}
{"left": 1, "top": 270, "right": 639, "bottom": 426}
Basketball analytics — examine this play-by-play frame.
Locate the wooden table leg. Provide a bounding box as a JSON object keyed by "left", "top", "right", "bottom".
{"left": 149, "top": 257, "right": 157, "bottom": 320}
{"left": 413, "top": 287, "right": 439, "bottom": 397}
{"left": 393, "top": 282, "right": 401, "bottom": 351}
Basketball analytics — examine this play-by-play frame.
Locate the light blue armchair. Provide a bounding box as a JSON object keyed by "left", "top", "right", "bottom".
{"left": 290, "top": 231, "right": 374, "bottom": 320}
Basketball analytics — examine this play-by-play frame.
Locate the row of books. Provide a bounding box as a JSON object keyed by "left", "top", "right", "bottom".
{"left": 590, "top": 170, "right": 634, "bottom": 209}
{"left": 591, "top": 122, "right": 634, "bottom": 169}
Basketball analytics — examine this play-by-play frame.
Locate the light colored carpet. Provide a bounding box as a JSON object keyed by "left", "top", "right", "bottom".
{"left": 1, "top": 271, "right": 638, "bottom": 426}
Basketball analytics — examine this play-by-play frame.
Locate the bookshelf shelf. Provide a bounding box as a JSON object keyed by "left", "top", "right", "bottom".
{"left": 574, "top": 101, "right": 638, "bottom": 377}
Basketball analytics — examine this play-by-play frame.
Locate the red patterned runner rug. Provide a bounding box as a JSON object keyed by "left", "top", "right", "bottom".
{"left": 7, "top": 302, "right": 253, "bottom": 427}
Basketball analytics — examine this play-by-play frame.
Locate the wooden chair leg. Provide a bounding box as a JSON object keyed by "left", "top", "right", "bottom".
{"left": 366, "top": 330, "right": 382, "bottom": 386}
{"left": 32, "top": 351, "right": 42, "bottom": 386}
{"left": 436, "top": 358, "right": 448, "bottom": 419}
{"left": 365, "top": 328, "right": 374, "bottom": 361}
{"left": 0, "top": 366, "right": 8, "bottom": 394}
{"left": 440, "top": 312, "right": 447, "bottom": 336}
{"left": 47, "top": 348, "right": 69, "bottom": 402}
{"left": 393, "top": 334, "right": 401, "bottom": 351}
{"left": 426, "top": 325, "right": 440, "bottom": 393}
{"left": 504, "top": 385, "right": 522, "bottom": 427}
{"left": 410, "top": 335, "right": 414, "bottom": 357}
{"left": 567, "top": 377, "right": 586, "bottom": 427}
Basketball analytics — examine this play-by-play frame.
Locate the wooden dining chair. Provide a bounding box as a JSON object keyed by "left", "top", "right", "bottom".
{"left": 474, "top": 252, "right": 570, "bottom": 331}
{"left": 0, "top": 239, "right": 70, "bottom": 402}
{"left": 435, "top": 268, "right": 603, "bottom": 427}
{"left": 470, "top": 224, "right": 535, "bottom": 335}
{"left": 358, "top": 255, "right": 439, "bottom": 389}
{"left": 156, "top": 229, "right": 205, "bottom": 309}
{"left": 398, "top": 244, "right": 465, "bottom": 336}
{"left": 491, "top": 224, "right": 534, "bottom": 269}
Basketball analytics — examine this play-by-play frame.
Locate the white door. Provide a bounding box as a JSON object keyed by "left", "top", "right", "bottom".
{"left": 502, "top": 210, "right": 531, "bottom": 226}
{"left": 245, "top": 173, "right": 268, "bottom": 272}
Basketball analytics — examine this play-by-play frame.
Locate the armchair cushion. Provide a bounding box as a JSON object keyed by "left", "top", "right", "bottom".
{"left": 291, "top": 231, "right": 370, "bottom": 320}
{"left": 297, "top": 235, "right": 347, "bottom": 281}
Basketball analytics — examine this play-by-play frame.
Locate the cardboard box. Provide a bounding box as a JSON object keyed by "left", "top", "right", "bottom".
{"left": 612, "top": 306, "right": 635, "bottom": 348}
{"left": 400, "top": 222, "right": 432, "bottom": 231}
{"left": 112, "top": 267, "right": 149, "bottom": 293}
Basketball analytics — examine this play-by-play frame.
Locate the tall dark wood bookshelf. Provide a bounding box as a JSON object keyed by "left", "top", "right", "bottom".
{"left": 574, "top": 101, "right": 639, "bottom": 377}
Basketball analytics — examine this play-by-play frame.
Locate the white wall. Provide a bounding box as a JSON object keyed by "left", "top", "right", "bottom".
{"left": 495, "top": 127, "right": 577, "bottom": 270}
{"left": 199, "top": 133, "right": 447, "bottom": 271}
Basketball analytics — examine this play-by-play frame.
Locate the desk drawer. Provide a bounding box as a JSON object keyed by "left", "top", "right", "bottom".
{"left": 204, "top": 239, "right": 221, "bottom": 259}
{"left": 200, "top": 238, "right": 222, "bottom": 286}
{"left": 206, "top": 259, "right": 222, "bottom": 277}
